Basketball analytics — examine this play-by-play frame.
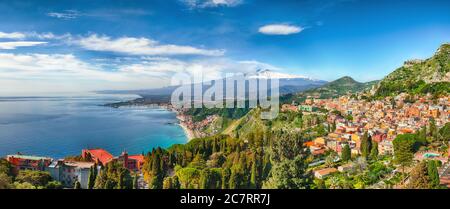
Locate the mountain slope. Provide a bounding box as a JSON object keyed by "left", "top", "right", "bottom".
{"left": 281, "top": 76, "right": 377, "bottom": 104}
{"left": 102, "top": 70, "right": 327, "bottom": 106}
{"left": 374, "top": 43, "right": 450, "bottom": 98}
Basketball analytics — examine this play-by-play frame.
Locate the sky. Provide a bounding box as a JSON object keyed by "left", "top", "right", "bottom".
{"left": 0, "top": 0, "right": 449, "bottom": 95}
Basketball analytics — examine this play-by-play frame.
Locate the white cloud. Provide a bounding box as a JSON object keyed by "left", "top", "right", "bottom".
{"left": 182, "top": 0, "right": 242, "bottom": 9}
{"left": 0, "top": 41, "right": 47, "bottom": 49}
{"left": 47, "top": 10, "right": 81, "bottom": 19}
{"left": 75, "top": 34, "right": 224, "bottom": 56}
{"left": 258, "top": 24, "right": 304, "bottom": 35}
{"left": 0, "top": 32, "right": 26, "bottom": 39}
{"left": 0, "top": 50, "right": 289, "bottom": 94}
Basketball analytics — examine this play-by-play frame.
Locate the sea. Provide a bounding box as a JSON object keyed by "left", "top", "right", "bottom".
{"left": 0, "top": 93, "right": 187, "bottom": 159}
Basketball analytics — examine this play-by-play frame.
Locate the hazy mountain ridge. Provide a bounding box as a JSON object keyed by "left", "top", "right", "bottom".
{"left": 101, "top": 70, "right": 328, "bottom": 105}
{"left": 280, "top": 76, "right": 378, "bottom": 104}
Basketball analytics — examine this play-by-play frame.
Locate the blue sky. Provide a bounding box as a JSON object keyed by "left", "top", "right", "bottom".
{"left": 0, "top": 0, "right": 449, "bottom": 94}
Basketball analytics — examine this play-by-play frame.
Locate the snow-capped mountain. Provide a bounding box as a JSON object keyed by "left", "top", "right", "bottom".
{"left": 99, "top": 69, "right": 327, "bottom": 97}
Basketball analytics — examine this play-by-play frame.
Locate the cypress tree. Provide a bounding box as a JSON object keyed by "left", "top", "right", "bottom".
{"left": 427, "top": 160, "right": 440, "bottom": 188}
{"left": 133, "top": 173, "right": 139, "bottom": 189}
{"left": 360, "top": 132, "right": 372, "bottom": 159}
{"left": 221, "top": 167, "right": 231, "bottom": 189}
{"left": 370, "top": 142, "right": 378, "bottom": 160}
{"left": 341, "top": 144, "right": 351, "bottom": 162}
{"left": 74, "top": 180, "right": 81, "bottom": 189}
{"left": 250, "top": 157, "right": 259, "bottom": 189}
{"left": 88, "top": 166, "right": 96, "bottom": 189}
{"left": 199, "top": 169, "right": 211, "bottom": 189}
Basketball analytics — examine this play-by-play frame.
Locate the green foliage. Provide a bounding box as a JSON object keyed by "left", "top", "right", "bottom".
{"left": 93, "top": 161, "right": 133, "bottom": 189}
{"left": 370, "top": 142, "right": 379, "bottom": 160}
{"left": 263, "top": 132, "right": 312, "bottom": 189}
{"left": 185, "top": 106, "right": 250, "bottom": 122}
{"left": 439, "top": 122, "right": 450, "bottom": 142}
{"left": 0, "top": 173, "right": 13, "bottom": 189}
{"left": 427, "top": 160, "right": 440, "bottom": 189}
{"left": 74, "top": 181, "right": 81, "bottom": 189}
{"left": 176, "top": 167, "right": 200, "bottom": 189}
{"left": 360, "top": 132, "right": 372, "bottom": 159}
{"left": 393, "top": 134, "right": 416, "bottom": 168}
{"left": 46, "top": 181, "right": 63, "bottom": 189}
{"left": 133, "top": 173, "right": 138, "bottom": 189}
{"left": 341, "top": 144, "right": 351, "bottom": 162}
{"left": 285, "top": 76, "right": 377, "bottom": 103}
{"left": 374, "top": 44, "right": 450, "bottom": 98}
{"left": 407, "top": 161, "right": 430, "bottom": 189}
{"left": 15, "top": 170, "right": 52, "bottom": 188}
{"left": 87, "top": 165, "right": 97, "bottom": 189}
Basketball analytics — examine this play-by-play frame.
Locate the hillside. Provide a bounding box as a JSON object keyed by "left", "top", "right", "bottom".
{"left": 281, "top": 76, "right": 377, "bottom": 104}
{"left": 374, "top": 43, "right": 450, "bottom": 98}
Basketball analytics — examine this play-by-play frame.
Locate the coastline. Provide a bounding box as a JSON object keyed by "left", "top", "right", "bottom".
{"left": 103, "top": 99, "right": 198, "bottom": 142}
{"left": 176, "top": 115, "right": 196, "bottom": 141}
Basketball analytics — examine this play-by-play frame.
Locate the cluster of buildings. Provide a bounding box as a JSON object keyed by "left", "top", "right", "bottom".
{"left": 283, "top": 94, "right": 449, "bottom": 158}
{"left": 5, "top": 149, "right": 144, "bottom": 189}
{"left": 285, "top": 93, "right": 450, "bottom": 187}
{"left": 178, "top": 113, "right": 219, "bottom": 137}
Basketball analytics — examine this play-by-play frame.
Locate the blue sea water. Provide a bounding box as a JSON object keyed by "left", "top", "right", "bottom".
{"left": 0, "top": 93, "right": 187, "bottom": 159}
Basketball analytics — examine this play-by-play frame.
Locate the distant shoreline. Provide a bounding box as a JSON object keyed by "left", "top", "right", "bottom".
{"left": 104, "top": 100, "right": 195, "bottom": 141}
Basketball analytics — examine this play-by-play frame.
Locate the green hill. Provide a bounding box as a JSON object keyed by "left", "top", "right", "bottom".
{"left": 374, "top": 43, "right": 450, "bottom": 98}
{"left": 281, "top": 76, "right": 377, "bottom": 104}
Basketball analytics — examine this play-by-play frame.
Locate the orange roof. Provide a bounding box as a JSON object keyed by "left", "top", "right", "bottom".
{"left": 128, "top": 155, "right": 144, "bottom": 163}
{"left": 87, "top": 149, "right": 113, "bottom": 165}
{"left": 304, "top": 141, "right": 315, "bottom": 147}
{"left": 315, "top": 168, "right": 338, "bottom": 175}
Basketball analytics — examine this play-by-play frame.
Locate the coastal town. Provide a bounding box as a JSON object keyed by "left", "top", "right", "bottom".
{"left": 281, "top": 93, "right": 450, "bottom": 188}
{"left": 1, "top": 91, "right": 448, "bottom": 189}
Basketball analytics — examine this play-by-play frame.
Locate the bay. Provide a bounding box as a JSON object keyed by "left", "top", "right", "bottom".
{"left": 0, "top": 93, "right": 187, "bottom": 159}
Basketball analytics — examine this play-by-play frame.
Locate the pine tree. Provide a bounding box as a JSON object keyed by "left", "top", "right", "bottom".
{"left": 393, "top": 134, "right": 415, "bottom": 172}
{"left": 262, "top": 132, "right": 312, "bottom": 189}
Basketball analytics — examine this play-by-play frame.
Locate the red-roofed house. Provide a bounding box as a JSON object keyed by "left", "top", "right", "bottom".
{"left": 82, "top": 149, "right": 113, "bottom": 166}
{"left": 117, "top": 152, "right": 145, "bottom": 171}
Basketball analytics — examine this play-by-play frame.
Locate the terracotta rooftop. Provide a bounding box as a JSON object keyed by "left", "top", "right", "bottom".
{"left": 86, "top": 149, "right": 113, "bottom": 165}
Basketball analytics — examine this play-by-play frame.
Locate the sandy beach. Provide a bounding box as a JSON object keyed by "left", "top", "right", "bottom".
{"left": 176, "top": 115, "right": 196, "bottom": 141}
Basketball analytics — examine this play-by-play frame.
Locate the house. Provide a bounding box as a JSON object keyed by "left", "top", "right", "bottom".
{"left": 338, "top": 163, "right": 354, "bottom": 172}
{"left": 47, "top": 160, "right": 96, "bottom": 189}
{"left": 117, "top": 152, "right": 145, "bottom": 171}
{"left": 314, "top": 168, "right": 338, "bottom": 179}
{"left": 281, "top": 104, "right": 298, "bottom": 112}
{"left": 314, "top": 137, "right": 326, "bottom": 146}
{"left": 379, "top": 140, "right": 394, "bottom": 155}
{"left": 82, "top": 148, "right": 113, "bottom": 166}
{"left": 299, "top": 105, "right": 313, "bottom": 112}
{"left": 6, "top": 154, "right": 52, "bottom": 174}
